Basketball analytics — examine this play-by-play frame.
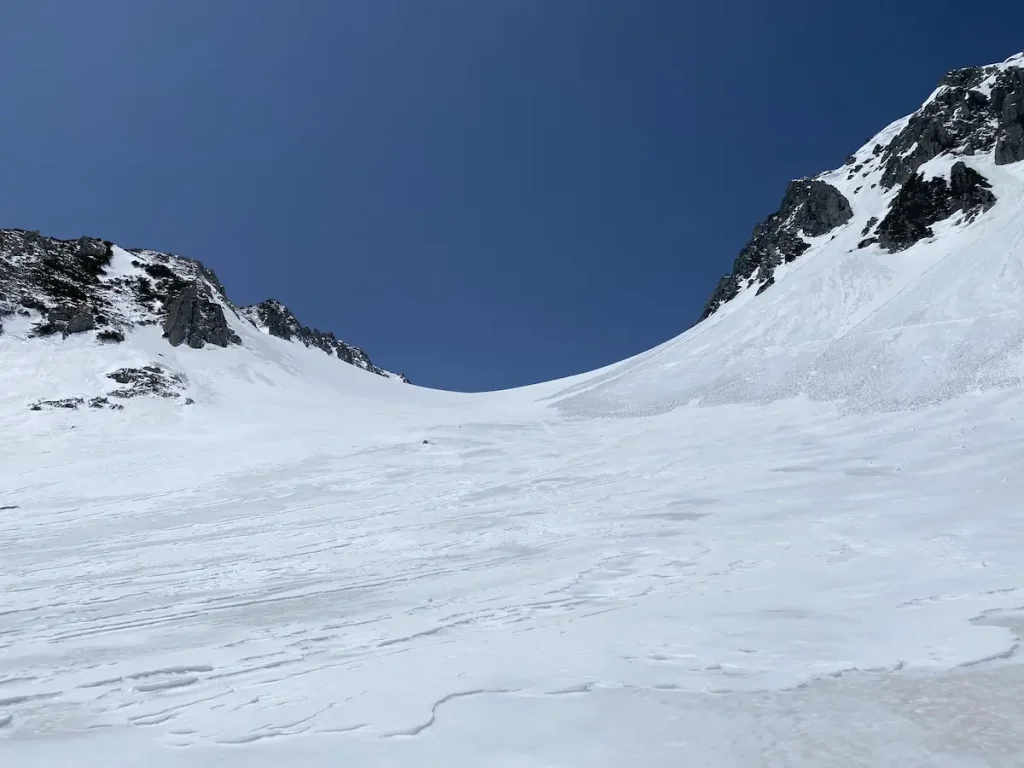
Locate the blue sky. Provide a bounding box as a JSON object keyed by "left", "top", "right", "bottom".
{"left": 3, "top": 1, "right": 1022, "bottom": 391}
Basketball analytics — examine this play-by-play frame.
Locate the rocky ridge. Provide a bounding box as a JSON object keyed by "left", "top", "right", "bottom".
{"left": 0, "top": 230, "right": 406, "bottom": 408}
{"left": 699, "top": 52, "right": 1024, "bottom": 322}
{"left": 240, "top": 299, "right": 404, "bottom": 380}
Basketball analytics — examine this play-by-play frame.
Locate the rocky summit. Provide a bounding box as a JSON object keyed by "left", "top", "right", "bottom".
{"left": 0, "top": 229, "right": 406, "bottom": 409}
{"left": 699, "top": 52, "right": 1024, "bottom": 322}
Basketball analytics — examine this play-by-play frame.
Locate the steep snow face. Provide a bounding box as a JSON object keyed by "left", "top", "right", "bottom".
{"left": 559, "top": 54, "right": 1024, "bottom": 418}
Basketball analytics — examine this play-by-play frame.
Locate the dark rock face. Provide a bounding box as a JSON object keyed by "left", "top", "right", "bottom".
{"left": 77, "top": 237, "right": 109, "bottom": 259}
{"left": 0, "top": 230, "right": 121, "bottom": 339}
{"left": 698, "top": 57, "right": 1023, "bottom": 323}
{"left": 30, "top": 305, "right": 96, "bottom": 337}
{"left": 950, "top": 161, "right": 999, "bottom": 210}
{"left": 106, "top": 365, "right": 186, "bottom": 399}
{"left": 65, "top": 309, "right": 96, "bottom": 335}
{"left": 880, "top": 84, "right": 994, "bottom": 188}
{"left": 879, "top": 64, "right": 1024, "bottom": 188}
{"left": 96, "top": 328, "right": 125, "bottom": 343}
{"left": 877, "top": 162, "right": 996, "bottom": 252}
{"left": 29, "top": 395, "right": 124, "bottom": 411}
{"left": 244, "top": 299, "right": 394, "bottom": 378}
{"left": 783, "top": 179, "right": 854, "bottom": 236}
{"left": 699, "top": 180, "right": 852, "bottom": 320}
{"left": 993, "top": 68, "right": 1024, "bottom": 165}
{"left": 29, "top": 397, "right": 85, "bottom": 411}
{"left": 3, "top": 229, "right": 112, "bottom": 302}
{"left": 2, "top": 227, "right": 402, "bottom": 386}
{"left": 162, "top": 283, "right": 241, "bottom": 349}
{"left": 248, "top": 299, "right": 302, "bottom": 341}
{"left": 88, "top": 396, "right": 125, "bottom": 410}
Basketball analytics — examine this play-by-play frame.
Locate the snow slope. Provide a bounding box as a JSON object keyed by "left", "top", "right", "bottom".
{"left": 4, "top": 55, "right": 1024, "bottom": 767}
{"left": 551, "top": 117, "right": 1024, "bottom": 416}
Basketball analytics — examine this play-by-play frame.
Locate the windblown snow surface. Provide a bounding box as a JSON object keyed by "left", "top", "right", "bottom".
{"left": 5, "top": 106, "right": 1024, "bottom": 768}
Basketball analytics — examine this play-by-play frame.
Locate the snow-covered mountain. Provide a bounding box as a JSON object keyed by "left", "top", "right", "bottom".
{"left": 702, "top": 52, "right": 1023, "bottom": 319}
{"left": 4, "top": 53, "right": 1024, "bottom": 768}
{"left": 0, "top": 230, "right": 406, "bottom": 411}
{"left": 544, "top": 52, "right": 1024, "bottom": 419}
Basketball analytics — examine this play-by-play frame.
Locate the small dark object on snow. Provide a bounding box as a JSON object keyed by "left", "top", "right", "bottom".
{"left": 96, "top": 329, "right": 125, "bottom": 343}
{"left": 29, "top": 397, "right": 85, "bottom": 410}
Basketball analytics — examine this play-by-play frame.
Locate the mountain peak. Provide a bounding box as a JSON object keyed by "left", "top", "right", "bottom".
{"left": 698, "top": 52, "right": 1024, "bottom": 324}
{"left": 0, "top": 230, "right": 407, "bottom": 411}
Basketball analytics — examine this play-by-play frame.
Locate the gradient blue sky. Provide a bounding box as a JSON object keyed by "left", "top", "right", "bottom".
{"left": 3, "top": 1, "right": 1022, "bottom": 390}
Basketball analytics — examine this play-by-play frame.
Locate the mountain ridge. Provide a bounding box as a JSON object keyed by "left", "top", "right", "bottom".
{"left": 698, "top": 51, "right": 1024, "bottom": 323}
{"left": 0, "top": 228, "right": 408, "bottom": 401}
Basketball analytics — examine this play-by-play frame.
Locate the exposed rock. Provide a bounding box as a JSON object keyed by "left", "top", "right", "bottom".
{"left": 28, "top": 305, "right": 96, "bottom": 337}
{"left": 88, "top": 396, "right": 124, "bottom": 411}
{"left": 783, "top": 179, "right": 854, "bottom": 237}
{"left": 699, "top": 180, "right": 852, "bottom": 320}
{"left": 939, "top": 65, "right": 989, "bottom": 90}
{"left": 106, "top": 365, "right": 186, "bottom": 399}
{"left": 247, "top": 298, "right": 302, "bottom": 341}
{"left": 877, "top": 162, "right": 996, "bottom": 252}
{"left": 18, "top": 295, "right": 46, "bottom": 312}
{"left": 28, "top": 395, "right": 123, "bottom": 411}
{"left": 0, "top": 299, "right": 12, "bottom": 336}
{"left": 77, "top": 237, "right": 110, "bottom": 259}
{"left": 993, "top": 68, "right": 1024, "bottom": 165}
{"left": 879, "top": 73, "right": 995, "bottom": 187}
{"left": 64, "top": 310, "right": 96, "bottom": 336}
{"left": 879, "top": 64, "right": 1024, "bottom": 187}
{"left": 2, "top": 228, "right": 402, "bottom": 385}
{"left": 695, "top": 57, "right": 1022, "bottom": 322}
{"left": 96, "top": 328, "right": 125, "bottom": 343}
{"left": 162, "top": 282, "right": 241, "bottom": 349}
{"left": 949, "top": 161, "right": 998, "bottom": 212}
{"left": 29, "top": 397, "right": 84, "bottom": 411}
{"left": 242, "top": 299, "right": 393, "bottom": 377}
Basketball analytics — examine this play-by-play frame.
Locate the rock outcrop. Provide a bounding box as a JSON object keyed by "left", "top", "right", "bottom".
{"left": 699, "top": 53, "right": 1023, "bottom": 323}
{"left": 879, "top": 63, "right": 1024, "bottom": 189}
{"left": 993, "top": 67, "right": 1024, "bottom": 165}
{"left": 162, "top": 282, "right": 241, "bottom": 349}
{"left": 0, "top": 228, "right": 404, "bottom": 386}
{"left": 241, "top": 299, "right": 403, "bottom": 380}
{"left": 700, "top": 180, "right": 852, "bottom": 320}
{"left": 107, "top": 365, "right": 186, "bottom": 399}
{"left": 876, "top": 162, "right": 996, "bottom": 252}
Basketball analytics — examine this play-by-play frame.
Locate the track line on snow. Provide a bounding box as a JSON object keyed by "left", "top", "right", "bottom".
{"left": 381, "top": 689, "right": 518, "bottom": 738}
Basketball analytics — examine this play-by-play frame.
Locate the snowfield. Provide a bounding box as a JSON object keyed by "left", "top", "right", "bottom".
{"left": 5, "top": 55, "right": 1024, "bottom": 765}
{"left": 3, "top": 319, "right": 1024, "bottom": 765}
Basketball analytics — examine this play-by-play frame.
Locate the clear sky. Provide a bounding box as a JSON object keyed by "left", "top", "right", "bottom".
{"left": 3, "top": 1, "right": 1022, "bottom": 391}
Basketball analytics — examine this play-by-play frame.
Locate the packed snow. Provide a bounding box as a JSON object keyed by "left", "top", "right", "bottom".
{"left": 4, "top": 62, "right": 1024, "bottom": 767}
